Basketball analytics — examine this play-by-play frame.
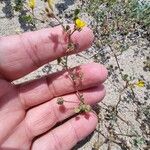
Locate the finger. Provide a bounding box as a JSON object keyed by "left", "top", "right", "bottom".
{"left": 32, "top": 112, "right": 97, "bottom": 150}
{"left": 1, "top": 86, "right": 104, "bottom": 149}
{"left": 18, "top": 63, "right": 108, "bottom": 109}
{"left": 0, "top": 79, "right": 12, "bottom": 98}
{"left": 0, "top": 88, "right": 25, "bottom": 145}
{"left": 24, "top": 85, "right": 105, "bottom": 138}
{"left": 0, "top": 26, "right": 94, "bottom": 80}
{"left": 1, "top": 121, "right": 31, "bottom": 150}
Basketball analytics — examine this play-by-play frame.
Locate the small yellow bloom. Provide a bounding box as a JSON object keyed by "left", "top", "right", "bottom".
{"left": 75, "top": 18, "right": 86, "bottom": 29}
{"left": 48, "top": 0, "right": 54, "bottom": 10}
{"left": 28, "top": 0, "right": 36, "bottom": 10}
{"left": 135, "top": 80, "right": 145, "bottom": 87}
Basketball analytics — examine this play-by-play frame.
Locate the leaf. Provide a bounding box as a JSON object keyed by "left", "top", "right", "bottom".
{"left": 57, "top": 97, "right": 64, "bottom": 105}
{"left": 57, "top": 57, "right": 62, "bottom": 65}
{"left": 122, "top": 74, "right": 128, "bottom": 81}
{"left": 74, "top": 107, "right": 81, "bottom": 113}
{"left": 74, "top": 9, "right": 80, "bottom": 16}
{"left": 65, "top": 25, "right": 70, "bottom": 31}
{"left": 21, "top": 15, "right": 33, "bottom": 23}
{"left": 14, "top": 0, "right": 23, "bottom": 12}
{"left": 85, "top": 105, "right": 92, "bottom": 112}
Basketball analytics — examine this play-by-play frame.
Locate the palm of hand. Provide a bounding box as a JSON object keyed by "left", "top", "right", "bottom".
{"left": 0, "top": 26, "right": 107, "bottom": 150}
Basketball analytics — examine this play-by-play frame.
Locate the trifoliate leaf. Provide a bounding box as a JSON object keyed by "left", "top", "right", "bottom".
{"left": 74, "top": 107, "right": 81, "bottom": 113}
{"left": 57, "top": 97, "right": 64, "bottom": 105}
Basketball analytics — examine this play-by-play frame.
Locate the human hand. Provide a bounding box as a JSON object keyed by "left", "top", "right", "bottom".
{"left": 0, "top": 25, "right": 107, "bottom": 150}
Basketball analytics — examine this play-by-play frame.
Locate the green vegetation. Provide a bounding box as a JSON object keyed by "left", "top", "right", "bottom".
{"left": 0, "top": 0, "right": 149, "bottom": 149}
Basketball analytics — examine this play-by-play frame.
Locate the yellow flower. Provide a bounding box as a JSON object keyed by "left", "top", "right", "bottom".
{"left": 75, "top": 18, "right": 86, "bottom": 29}
{"left": 28, "top": 0, "right": 36, "bottom": 10}
{"left": 48, "top": 0, "right": 54, "bottom": 10}
{"left": 135, "top": 80, "right": 145, "bottom": 87}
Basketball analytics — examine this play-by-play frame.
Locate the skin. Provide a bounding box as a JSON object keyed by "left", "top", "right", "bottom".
{"left": 0, "top": 25, "right": 108, "bottom": 150}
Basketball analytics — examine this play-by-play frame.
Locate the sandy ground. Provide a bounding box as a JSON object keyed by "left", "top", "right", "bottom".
{"left": 0, "top": 0, "right": 150, "bottom": 150}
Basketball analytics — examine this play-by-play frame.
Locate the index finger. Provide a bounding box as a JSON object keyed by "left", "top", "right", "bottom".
{"left": 0, "top": 25, "right": 94, "bottom": 80}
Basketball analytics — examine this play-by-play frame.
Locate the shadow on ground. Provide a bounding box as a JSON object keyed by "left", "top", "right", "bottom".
{"left": 72, "top": 132, "right": 94, "bottom": 150}
{"left": 56, "top": 0, "right": 75, "bottom": 14}
{"left": 2, "top": 0, "right": 14, "bottom": 18}
{"left": 1, "top": 0, "right": 36, "bottom": 31}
